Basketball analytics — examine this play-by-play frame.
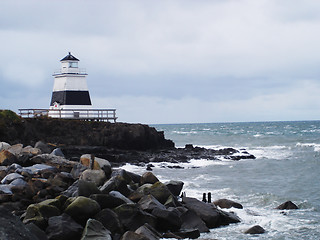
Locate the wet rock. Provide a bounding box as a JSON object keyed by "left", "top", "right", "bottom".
{"left": 114, "top": 203, "right": 156, "bottom": 231}
{"left": 81, "top": 218, "right": 112, "bottom": 240}
{"left": 213, "top": 198, "right": 243, "bottom": 209}
{"left": 173, "top": 229, "right": 200, "bottom": 239}
{"left": 120, "top": 231, "right": 149, "bottom": 240}
{"left": 216, "top": 209, "right": 241, "bottom": 226}
{"left": 135, "top": 223, "right": 161, "bottom": 240}
{"left": 94, "top": 208, "right": 123, "bottom": 234}
{"left": 165, "top": 180, "right": 184, "bottom": 196}
{"left": 182, "top": 196, "right": 220, "bottom": 228}
{"left": 276, "top": 200, "right": 299, "bottom": 210}
{"left": 0, "top": 206, "right": 39, "bottom": 240}
{"left": 80, "top": 169, "right": 106, "bottom": 186}
{"left": 62, "top": 180, "right": 79, "bottom": 197}
{"left": 151, "top": 207, "right": 182, "bottom": 231}
{"left": 31, "top": 154, "right": 78, "bottom": 172}
{"left": 46, "top": 213, "right": 83, "bottom": 240}
{"left": 140, "top": 172, "right": 159, "bottom": 185}
{"left": 9, "top": 178, "right": 28, "bottom": 187}
{"left": 64, "top": 196, "right": 101, "bottom": 225}
{"left": 180, "top": 209, "right": 210, "bottom": 233}
{"left": 244, "top": 225, "right": 266, "bottom": 234}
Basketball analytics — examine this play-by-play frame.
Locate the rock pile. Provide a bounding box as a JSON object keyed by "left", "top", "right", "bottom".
{"left": 0, "top": 141, "right": 242, "bottom": 239}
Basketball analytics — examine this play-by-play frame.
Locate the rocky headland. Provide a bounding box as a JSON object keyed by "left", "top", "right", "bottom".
{"left": 0, "top": 110, "right": 296, "bottom": 239}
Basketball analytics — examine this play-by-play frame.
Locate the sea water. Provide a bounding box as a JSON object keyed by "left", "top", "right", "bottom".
{"left": 121, "top": 121, "right": 320, "bottom": 239}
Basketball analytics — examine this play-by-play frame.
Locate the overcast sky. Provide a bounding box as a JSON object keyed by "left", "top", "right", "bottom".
{"left": 1, "top": 0, "right": 320, "bottom": 124}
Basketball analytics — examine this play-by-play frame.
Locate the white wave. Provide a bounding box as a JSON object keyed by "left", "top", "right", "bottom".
{"left": 296, "top": 142, "right": 320, "bottom": 152}
{"left": 248, "top": 145, "right": 291, "bottom": 160}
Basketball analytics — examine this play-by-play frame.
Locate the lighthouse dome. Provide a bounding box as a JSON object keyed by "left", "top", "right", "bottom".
{"left": 60, "top": 52, "right": 79, "bottom": 61}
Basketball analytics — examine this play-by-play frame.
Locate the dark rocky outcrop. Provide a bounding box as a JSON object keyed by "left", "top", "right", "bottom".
{"left": 0, "top": 111, "right": 174, "bottom": 151}
{"left": 244, "top": 225, "right": 266, "bottom": 234}
{"left": 276, "top": 200, "right": 299, "bottom": 210}
{"left": 213, "top": 198, "right": 243, "bottom": 209}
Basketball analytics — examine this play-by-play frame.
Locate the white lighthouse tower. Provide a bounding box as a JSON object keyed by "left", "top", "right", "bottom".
{"left": 49, "top": 52, "right": 92, "bottom": 118}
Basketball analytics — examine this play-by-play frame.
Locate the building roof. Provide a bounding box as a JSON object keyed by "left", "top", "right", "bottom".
{"left": 60, "top": 52, "right": 79, "bottom": 61}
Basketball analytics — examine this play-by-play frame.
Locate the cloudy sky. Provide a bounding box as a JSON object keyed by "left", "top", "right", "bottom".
{"left": 1, "top": 0, "right": 320, "bottom": 124}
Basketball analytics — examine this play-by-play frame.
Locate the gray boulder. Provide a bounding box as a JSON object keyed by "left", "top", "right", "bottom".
{"left": 213, "top": 198, "right": 243, "bottom": 209}
{"left": 46, "top": 213, "right": 83, "bottom": 240}
{"left": 34, "top": 141, "right": 52, "bottom": 154}
{"left": 0, "top": 206, "right": 39, "bottom": 240}
{"left": 78, "top": 180, "right": 101, "bottom": 197}
{"left": 276, "top": 201, "right": 299, "bottom": 210}
{"left": 81, "top": 218, "right": 112, "bottom": 240}
{"left": 80, "top": 169, "right": 106, "bottom": 186}
{"left": 244, "top": 225, "right": 266, "bottom": 234}
{"left": 138, "top": 194, "right": 166, "bottom": 212}
{"left": 50, "top": 148, "right": 65, "bottom": 157}
{"left": 120, "top": 231, "right": 149, "bottom": 240}
{"left": 180, "top": 209, "right": 209, "bottom": 233}
{"left": 151, "top": 207, "right": 182, "bottom": 231}
{"left": 0, "top": 142, "right": 10, "bottom": 151}
{"left": 165, "top": 180, "right": 184, "bottom": 196}
{"left": 140, "top": 172, "right": 159, "bottom": 185}
{"left": 109, "top": 190, "right": 134, "bottom": 204}
{"left": 90, "top": 193, "right": 129, "bottom": 209}
{"left": 1, "top": 172, "right": 24, "bottom": 184}
{"left": 135, "top": 223, "right": 161, "bottom": 240}
{"left": 94, "top": 208, "right": 123, "bottom": 234}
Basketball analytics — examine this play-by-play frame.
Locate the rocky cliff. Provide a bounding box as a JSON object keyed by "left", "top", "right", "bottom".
{"left": 0, "top": 110, "right": 174, "bottom": 150}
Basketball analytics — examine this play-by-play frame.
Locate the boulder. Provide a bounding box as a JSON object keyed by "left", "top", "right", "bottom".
{"left": 46, "top": 213, "right": 83, "bottom": 240}
{"left": 23, "top": 202, "right": 61, "bottom": 229}
{"left": 81, "top": 218, "right": 112, "bottom": 240}
{"left": 100, "top": 175, "right": 131, "bottom": 197}
{"left": 216, "top": 209, "right": 241, "bottom": 226}
{"left": 16, "top": 164, "right": 58, "bottom": 175}
{"left": 120, "top": 231, "right": 149, "bottom": 240}
{"left": 9, "top": 178, "right": 28, "bottom": 187}
{"left": 22, "top": 146, "right": 42, "bottom": 156}
{"left": 80, "top": 169, "right": 106, "bottom": 186}
{"left": 7, "top": 143, "right": 23, "bottom": 156}
{"left": 138, "top": 195, "right": 166, "bottom": 212}
{"left": 165, "top": 180, "right": 184, "bottom": 196}
{"left": 114, "top": 203, "right": 156, "bottom": 231}
{"left": 0, "top": 142, "right": 10, "bottom": 151}
{"left": 78, "top": 180, "right": 101, "bottom": 197}
{"left": 182, "top": 197, "right": 220, "bottom": 228}
{"left": 70, "top": 163, "right": 88, "bottom": 179}
{"left": 94, "top": 208, "right": 123, "bottom": 234}
{"left": 0, "top": 150, "right": 17, "bottom": 166}
{"left": 125, "top": 171, "right": 141, "bottom": 184}
{"left": 276, "top": 201, "right": 299, "bottom": 210}
{"left": 173, "top": 229, "right": 200, "bottom": 239}
{"left": 109, "top": 191, "right": 134, "bottom": 204}
{"left": 213, "top": 198, "right": 243, "bottom": 209}
{"left": 62, "top": 180, "right": 79, "bottom": 197}
{"left": 50, "top": 148, "right": 65, "bottom": 157}
{"left": 90, "top": 193, "right": 129, "bottom": 209}
{"left": 64, "top": 196, "right": 101, "bottom": 225}
{"left": 151, "top": 207, "right": 182, "bottom": 231}
{"left": 80, "top": 154, "right": 112, "bottom": 177}
{"left": 140, "top": 172, "right": 159, "bottom": 185}
{"left": 1, "top": 172, "right": 24, "bottom": 184}
{"left": 31, "top": 154, "right": 78, "bottom": 172}
{"left": 25, "top": 223, "right": 48, "bottom": 240}
{"left": 135, "top": 223, "right": 161, "bottom": 240}
{"left": 34, "top": 141, "right": 52, "bottom": 154}
{"left": 180, "top": 209, "right": 209, "bottom": 233}
{"left": 146, "top": 182, "right": 173, "bottom": 204}
{"left": 244, "top": 225, "right": 266, "bottom": 234}
{"left": 0, "top": 206, "right": 39, "bottom": 240}
{"left": 129, "top": 184, "right": 152, "bottom": 202}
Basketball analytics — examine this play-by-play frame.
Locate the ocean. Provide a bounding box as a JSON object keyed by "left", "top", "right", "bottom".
{"left": 122, "top": 121, "right": 320, "bottom": 239}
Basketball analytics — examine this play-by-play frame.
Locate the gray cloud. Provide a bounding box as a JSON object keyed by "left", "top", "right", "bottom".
{"left": 1, "top": 0, "right": 320, "bottom": 123}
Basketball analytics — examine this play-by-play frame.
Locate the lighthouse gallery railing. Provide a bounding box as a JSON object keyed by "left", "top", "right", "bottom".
{"left": 18, "top": 109, "right": 117, "bottom": 122}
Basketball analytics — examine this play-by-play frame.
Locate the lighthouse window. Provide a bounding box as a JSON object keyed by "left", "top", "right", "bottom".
{"left": 69, "top": 62, "right": 78, "bottom": 68}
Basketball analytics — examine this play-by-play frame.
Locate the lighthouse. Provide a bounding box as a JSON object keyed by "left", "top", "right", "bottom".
{"left": 49, "top": 52, "right": 92, "bottom": 118}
